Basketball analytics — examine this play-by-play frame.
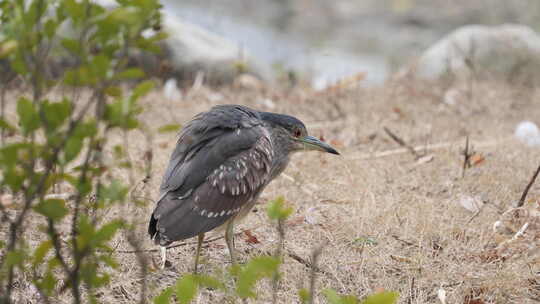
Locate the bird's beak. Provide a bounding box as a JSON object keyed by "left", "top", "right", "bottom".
{"left": 298, "top": 135, "right": 340, "bottom": 155}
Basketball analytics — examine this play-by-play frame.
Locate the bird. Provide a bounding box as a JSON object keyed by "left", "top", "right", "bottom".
{"left": 148, "top": 104, "right": 339, "bottom": 272}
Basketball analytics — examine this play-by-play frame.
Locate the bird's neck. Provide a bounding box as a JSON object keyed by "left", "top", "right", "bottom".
{"left": 270, "top": 154, "right": 290, "bottom": 180}
{"left": 267, "top": 126, "right": 292, "bottom": 180}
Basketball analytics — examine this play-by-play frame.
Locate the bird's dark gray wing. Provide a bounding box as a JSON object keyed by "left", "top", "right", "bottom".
{"left": 148, "top": 105, "right": 274, "bottom": 245}
{"left": 159, "top": 104, "right": 262, "bottom": 193}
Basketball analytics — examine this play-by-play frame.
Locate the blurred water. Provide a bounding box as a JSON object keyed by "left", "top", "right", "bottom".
{"left": 161, "top": 1, "right": 389, "bottom": 87}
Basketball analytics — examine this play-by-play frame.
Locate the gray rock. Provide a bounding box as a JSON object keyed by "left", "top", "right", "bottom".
{"left": 2, "top": 0, "right": 262, "bottom": 86}
{"left": 156, "top": 12, "right": 260, "bottom": 85}
{"left": 405, "top": 24, "right": 540, "bottom": 85}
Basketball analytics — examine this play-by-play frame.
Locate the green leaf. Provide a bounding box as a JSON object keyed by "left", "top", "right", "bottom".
{"left": 323, "top": 289, "right": 361, "bottom": 304}
{"left": 194, "top": 274, "right": 224, "bottom": 290}
{"left": 77, "top": 215, "right": 94, "bottom": 250}
{"left": 104, "top": 97, "right": 141, "bottom": 130}
{"left": 61, "top": 38, "right": 81, "bottom": 55}
{"left": 341, "top": 296, "right": 360, "bottom": 304}
{"left": 135, "top": 31, "right": 167, "bottom": 53}
{"left": 267, "top": 196, "right": 294, "bottom": 220}
{"left": 0, "top": 118, "right": 16, "bottom": 132}
{"left": 47, "top": 257, "right": 61, "bottom": 270}
{"left": 167, "top": 274, "right": 223, "bottom": 302}
{"left": 44, "top": 19, "right": 58, "bottom": 38}
{"left": 39, "top": 271, "right": 56, "bottom": 294}
{"left": 135, "top": 36, "right": 163, "bottom": 54}
{"left": 17, "top": 97, "right": 39, "bottom": 135}
{"left": 33, "top": 240, "right": 52, "bottom": 267}
{"left": 153, "top": 287, "right": 174, "bottom": 304}
{"left": 299, "top": 288, "right": 310, "bottom": 303}
{"left": 11, "top": 53, "right": 28, "bottom": 74}
{"left": 157, "top": 123, "right": 182, "bottom": 134}
{"left": 72, "top": 177, "right": 92, "bottom": 196}
{"left": 176, "top": 274, "right": 198, "bottom": 304}
{"left": 34, "top": 199, "right": 69, "bottom": 221}
{"left": 24, "top": 0, "right": 43, "bottom": 27}
{"left": 74, "top": 119, "right": 98, "bottom": 138}
{"left": 63, "top": 135, "right": 83, "bottom": 163}
{"left": 2, "top": 167, "right": 25, "bottom": 192}
{"left": 99, "top": 254, "right": 119, "bottom": 268}
{"left": 105, "top": 85, "right": 123, "bottom": 98}
{"left": 101, "top": 179, "right": 128, "bottom": 203}
{"left": 64, "top": 66, "right": 96, "bottom": 86}
{"left": 104, "top": 99, "right": 123, "bottom": 126}
{"left": 361, "top": 292, "right": 399, "bottom": 304}
{"left": 93, "top": 220, "right": 123, "bottom": 246}
{"left": 1, "top": 143, "right": 22, "bottom": 164}
{"left": 323, "top": 289, "right": 343, "bottom": 304}
{"left": 108, "top": 7, "right": 140, "bottom": 25}
{"left": 352, "top": 237, "right": 378, "bottom": 247}
{"left": 63, "top": 0, "right": 84, "bottom": 22}
{"left": 92, "top": 54, "right": 111, "bottom": 79}
{"left": 132, "top": 80, "right": 154, "bottom": 101}
{"left": 234, "top": 256, "right": 280, "bottom": 299}
{"left": 113, "top": 144, "right": 124, "bottom": 159}
{"left": 115, "top": 68, "right": 144, "bottom": 80}
{"left": 0, "top": 39, "right": 17, "bottom": 58}
{"left": 42, "top": 99, "right": 71, "bottom": 131}
{"left": 5, "top": 250, "right": 24, "bottom": 267}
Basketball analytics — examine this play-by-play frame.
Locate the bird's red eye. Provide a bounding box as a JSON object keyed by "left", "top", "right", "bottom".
{"left": 294, "top": 129, "right": 302, "bottom": 138}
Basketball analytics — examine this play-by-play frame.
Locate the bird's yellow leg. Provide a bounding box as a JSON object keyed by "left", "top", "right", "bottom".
{"left": 224, "top": 219, "right": 236, "bottom": 265}
{"left": 194, "top": 232, "right": 205, "bottom": 274}
{"left": 160, "top": 246, "right": 167, "bottom": 269}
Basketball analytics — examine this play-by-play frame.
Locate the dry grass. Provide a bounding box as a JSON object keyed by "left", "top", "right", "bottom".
{"left": 4, "top": 79, "right": 540, "bottom": 303}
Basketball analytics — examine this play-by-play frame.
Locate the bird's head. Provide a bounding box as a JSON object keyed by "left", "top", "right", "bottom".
{"left": 260, "top": 112, "right": 340, "bottom": 155}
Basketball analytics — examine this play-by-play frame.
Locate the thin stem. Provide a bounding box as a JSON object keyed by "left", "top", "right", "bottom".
{"left": 272, "top": 218, "right": 285, "bottom": 304}
{"left": 308, "top": 244, "right": 326, "bottom": 304}
{"left": 126, "top": 230, "right": 149, "bottom": 304}
{"left": 517, "top": 163, "right": 540, "bottom": 208}
{"left": 0, "top": 85, "right": 7, "bottom": 145}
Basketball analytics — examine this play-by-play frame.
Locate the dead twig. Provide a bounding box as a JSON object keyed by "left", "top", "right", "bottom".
{"left": 285, "top": 250, "right": 328, "bottom": 276}
{"left": 461, "top": 136, "right": 473, "bottom": 178}
{"left": 307, "top": 243, "right": 326, "bottom": 304}
{"left": 391, "top": 234, "right": 418, "bottom": 248}
{"left": 406, "top": 277, "right": 416, "bottom": 304}
{"left": 383, "top": 127, "right": 421, "bottom": 159}
{"left": 517, "top": 163, "right": 540, "bottom": 208}
{"left": 466, "top": 203, "right": 488, "bottom": 225}
{"left": 107, "top": 227, "right": 261, "bottom": 254}
{"left": 348, "top": 138, "right": 506, "bottom": 160}
{"left": 272, "top": 217, "right": 286, "bottom": 304}
{"left": 124, "top": 230, "right": 149, "bottom": 304}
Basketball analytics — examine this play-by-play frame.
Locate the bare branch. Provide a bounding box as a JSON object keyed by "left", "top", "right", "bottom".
{"left": 308, "top": 243, "right": 326, "bottom": 304}
{"left": 462, "top": 136, "right": 472, "bottom": 178}
{"left": 383, "top": 126, "right": 422, "bottom": 159}
{"left": 517, "top": 163, "right": 540, "bottom": 208}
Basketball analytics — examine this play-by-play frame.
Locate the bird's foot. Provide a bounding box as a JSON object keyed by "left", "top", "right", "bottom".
{"left": 160, "top": 246, "right": 170, "bottom": 269}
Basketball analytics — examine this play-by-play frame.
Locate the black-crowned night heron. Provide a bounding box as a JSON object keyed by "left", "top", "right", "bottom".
{"left": 148, "top": 104, "right": 339, "bottom": 271}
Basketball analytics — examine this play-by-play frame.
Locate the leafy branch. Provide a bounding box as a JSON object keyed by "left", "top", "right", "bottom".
{"left": 0, "top": 0, "right": 164, "bottom": 303}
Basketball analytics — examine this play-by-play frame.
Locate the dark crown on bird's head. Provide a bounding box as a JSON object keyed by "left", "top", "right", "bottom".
{"left": 259, "top": 112, "right": 307, "bottom": 137}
